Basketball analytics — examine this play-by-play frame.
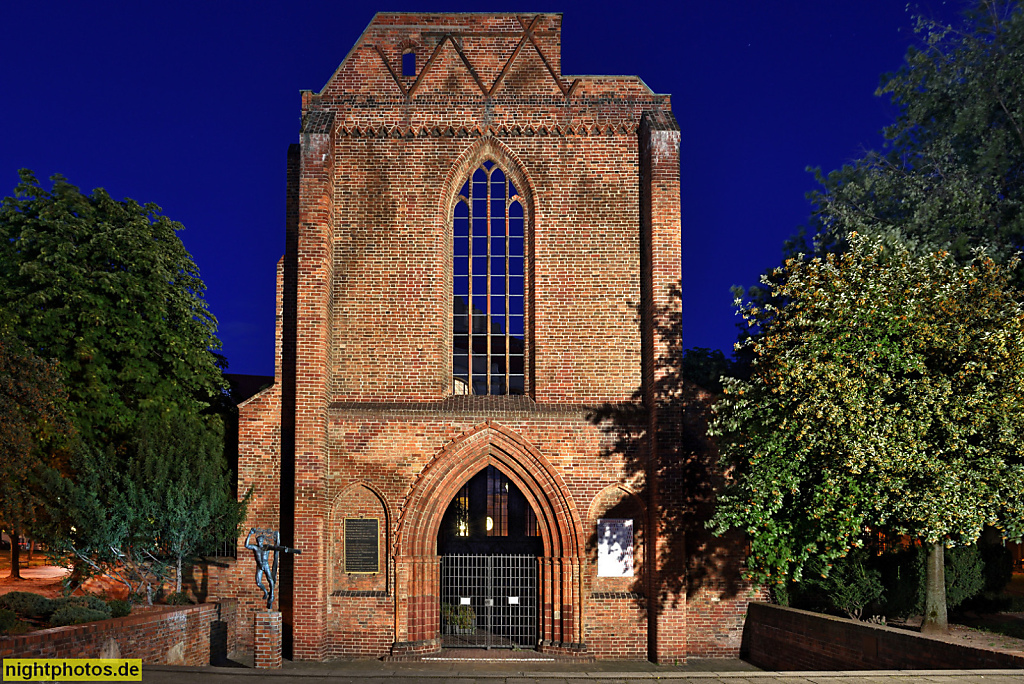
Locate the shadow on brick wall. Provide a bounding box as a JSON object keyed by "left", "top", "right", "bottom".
{"left": 587, "top": 282, "right": 749, "bottom": 614}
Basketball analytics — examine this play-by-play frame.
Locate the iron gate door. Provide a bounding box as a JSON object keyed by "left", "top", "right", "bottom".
{"left": 440, "top": 555, "right": 537, "bottom": 648}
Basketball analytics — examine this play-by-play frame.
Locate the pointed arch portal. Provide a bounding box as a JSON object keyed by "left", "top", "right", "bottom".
{"left": 392, "top": 423, "right": 585, "bottom": 654}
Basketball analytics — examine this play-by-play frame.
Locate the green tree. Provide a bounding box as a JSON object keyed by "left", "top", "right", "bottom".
{"left": 0, "top": 330, "right": 72, "bottom": 579}
{"left": 131, "top": 412, "right": 247, "bottom": 594}
{"left": 0, "top": 170, "right": 225, "bottom": 444}
{"left": 804, "top": 0, "right": 1024, "bottom": 270}
{"left": 49, "top": 442, "right": 170, "bottom": 603}
{"left": 50, "top": 413, "right": 247, "bottom": 603}
{"left": 709, "top": 234, "right": 1024, "bottom": 634}
{"left": 0, "top": 170, "right": 240, "bottom": 598}
{"left": 680, "top": 347, "right": 738, "bottom": 395}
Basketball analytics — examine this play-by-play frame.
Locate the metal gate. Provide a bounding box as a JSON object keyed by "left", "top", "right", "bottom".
{"left": 440, "top": 555, "right": 537, "bottom": 649}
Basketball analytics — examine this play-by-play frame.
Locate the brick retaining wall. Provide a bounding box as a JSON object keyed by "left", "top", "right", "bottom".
{"left": 743, "top": 602, "right": 1024, "bottom": 670}
{"left": 0, "top": 599, "right": 237, "bottom": 666}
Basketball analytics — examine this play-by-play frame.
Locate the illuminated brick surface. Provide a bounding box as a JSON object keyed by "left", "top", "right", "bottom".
{"left": 224, "top": 12, "right": 761, "bottom": 662}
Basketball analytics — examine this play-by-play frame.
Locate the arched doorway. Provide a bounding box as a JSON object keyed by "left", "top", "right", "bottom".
{"left": 437, "top": 465, "right": 543, "bottom": 648}
{"left": 393, "top": 423, "right": 584, "bottom": 655}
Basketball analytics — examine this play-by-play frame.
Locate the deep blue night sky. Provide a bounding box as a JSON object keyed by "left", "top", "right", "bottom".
{"left": 0, "top": 1, "right": 965, "bottom": 376}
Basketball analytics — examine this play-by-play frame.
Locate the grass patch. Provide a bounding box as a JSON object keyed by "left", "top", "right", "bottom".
{"left": 977, "top": 621, "right": 1024, "bottom": 641}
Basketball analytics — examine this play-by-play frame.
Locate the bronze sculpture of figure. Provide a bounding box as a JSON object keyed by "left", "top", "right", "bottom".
{"left": 245, "top": 528, "right": 301, "bottom": 610}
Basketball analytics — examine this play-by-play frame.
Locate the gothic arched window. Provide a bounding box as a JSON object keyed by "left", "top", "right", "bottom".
{"left": 453, "top": 161, "right": 525, "bottom": 395}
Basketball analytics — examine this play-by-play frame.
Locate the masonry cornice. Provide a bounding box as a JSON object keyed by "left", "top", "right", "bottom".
{"left": 329, "top": 122, "right": 643, "bottom": 138}
{"left": 326, "top": 399, "right": 648, "bottom": 423}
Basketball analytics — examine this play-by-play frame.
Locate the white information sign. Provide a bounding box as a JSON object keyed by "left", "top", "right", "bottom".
{"left": 597, "top": 518, "right": 634, "bottom": 577}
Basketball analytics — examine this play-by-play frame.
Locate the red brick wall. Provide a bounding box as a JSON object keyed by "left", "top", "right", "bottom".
{"left": 327, "top": 594, "right": 394, "bottom": 658}
{"left": 687, "top": 585, "right": 766, "bottom": 658}
{"left": 676, "top": 391, "right": 767, "bottom": 659}
{"left": 0, "top": 601, "right": 236, "bottom": 666}
{"left": 583, "top": 485, "right": 646, "bottom": 658}
{"left": 254, "top": 611, "right": 283, "bottom": 668}
{"left": 585, "top": 595, "right": 646, "bottom": 659}
{"left": 224, "top": 255, "right": 286, "bottom": 650}
{"left": 744, "top": 602, "right": 1024, "bottom": 670}
{"left": 328, "top": 134, "right": 643, "bottom": 404}
{"left": 330, "top": 485, "right": 389, "bottom": 594}
{"left": 228, "top": 11, "right": 762, "bottom": 662}
{"left": 325, "top": 483, "right": 394, "bottom": 657}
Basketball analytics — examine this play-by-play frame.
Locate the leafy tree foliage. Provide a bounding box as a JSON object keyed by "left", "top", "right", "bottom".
{"left": 725, "top": 0, "right": 1024, "bottom": 632}
{"left": 130, "top": 412, "right": 247, "bottom": 593}
{"left": 0, "top": 329, "right": 72, "bottom": 578}
{"left": 801, "top": 548, "right": 885, "bottom": 621}
{"left": 46, "top": 443, "right": 169, "bottom": 603}
{"left": 0, "top": 170, "right": 241, "bottom": 599}
{"left": 803, "top": 0, "right": 1024, "bottom": 271}
{"left": 48, "top": 412, "right": 246, "bottom": 603}
{"left": 680, "top": 347, "right": 739, "bottom": 394}
{"left": 709, "top": 234, "right": 1024, "bottom": 631}
{"left": 0, "top": 170, "right": 225, "bottom": 443}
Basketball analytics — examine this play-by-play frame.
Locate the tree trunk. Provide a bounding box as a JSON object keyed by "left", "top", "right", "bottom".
{"left": 921, "top": 542, "right": 948, "bottom": 634}
{"left": 9, "top": 528, "right": 22, "bottom": 580}
{"left": 176, "top": 555, "right": 182, "bottom": 594}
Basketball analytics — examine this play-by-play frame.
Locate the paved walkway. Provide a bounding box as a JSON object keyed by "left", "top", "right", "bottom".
{"left": 9, "top": 565, "right": 68, "bottom": 580}
{"left": 141, "top": 653, "right": 1024, "bottom": 683}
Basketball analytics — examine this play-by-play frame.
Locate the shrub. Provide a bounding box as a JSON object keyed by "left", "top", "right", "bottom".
{"left": 107, "top": 599, "right": 132, "bottom": 618}
{"left": 945, "top": 544, "right": 985, "bottom": 611}
{"left": 48, "top": 606, "right": 109, "bottom": 627}
{"left": 875, "top": 548, "right": 924, "bottom": 618}
{"left": 802, "top": 548, "right": 885, "bottom": 619}
{"left": 876, "top": 544, "right": 986, "bottom": 618}
{"left": 163, "top": 591, "right": 193, "bottom": 606}
{"left": 50, "top": 595, "right": 111, "bottom": 618}
{"left": 979, "top": 542, "right": 1014, "bottom": 593}
{"left": 0, "top": 592, "right": 54, "bottom": 620}
{"left": 0, "top": 608, "right": 32, "bottom": 635}
{"left": 441, "top": 602, "right": 476, "bottom": 629}
{"left": 770, "top": 580, "right": 792, "bottom": 607}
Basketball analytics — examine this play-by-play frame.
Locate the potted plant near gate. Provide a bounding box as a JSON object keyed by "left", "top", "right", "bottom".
{"left": 441, "top": 602, "right": 476, "bottom": 634}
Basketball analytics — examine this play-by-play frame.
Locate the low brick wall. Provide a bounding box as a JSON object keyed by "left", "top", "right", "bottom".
{"left": 687, "top": 585, "right": 769, "bottom": 658}
{"left": 0, "top": 599, "right": 237, "bottom": 666}
{"left": 743, "top": 602, "right": 1024, "bottom": 671}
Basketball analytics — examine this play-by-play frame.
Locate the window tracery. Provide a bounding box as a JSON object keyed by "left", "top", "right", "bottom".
{"left": 453, "top": 160, "right": 525, "bottom": 395}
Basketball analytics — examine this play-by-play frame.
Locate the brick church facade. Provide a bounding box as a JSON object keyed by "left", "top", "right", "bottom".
{"left": 225, "top": 12, "right": 760, "bottom": 662}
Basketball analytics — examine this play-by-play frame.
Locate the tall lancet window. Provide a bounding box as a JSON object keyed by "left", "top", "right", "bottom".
{"left": 453, "top": 161, "right": 525, "bottom": 395}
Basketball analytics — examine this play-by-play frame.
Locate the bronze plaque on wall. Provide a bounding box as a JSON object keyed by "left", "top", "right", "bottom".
{"left": 344, "top": 518, "right": 379, "bottom": 574}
